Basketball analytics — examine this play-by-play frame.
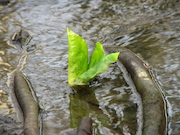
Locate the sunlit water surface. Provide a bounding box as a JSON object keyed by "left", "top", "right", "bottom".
{"left": 0, "top": 0, "right": 179, "bottom": 135}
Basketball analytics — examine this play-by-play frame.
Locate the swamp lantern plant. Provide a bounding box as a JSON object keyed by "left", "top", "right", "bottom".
{"left": 67, "top": 28, "right": 120, "bottom": 86}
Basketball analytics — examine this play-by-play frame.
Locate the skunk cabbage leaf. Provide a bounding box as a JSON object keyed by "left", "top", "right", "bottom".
{"left": 88, "top": 42, "right": 105, "bottom": 69}
{"left": 67, "top": 28, "right": 120, "bottom": 86}
{"left": 74, "top": 52, "right": 120, "bottom": 85}
{"left": 67, "top": 28, "right": 88, "bottom": 86}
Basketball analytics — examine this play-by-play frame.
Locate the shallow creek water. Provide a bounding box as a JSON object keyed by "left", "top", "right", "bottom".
{"left": 0, "top": 0, "right": 180, "bottom": 135}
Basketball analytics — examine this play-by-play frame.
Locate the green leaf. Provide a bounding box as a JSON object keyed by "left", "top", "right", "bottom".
{"left": 67, "top": 28, "right": 88, "bottom": 86}
{"left": 74, "top": 52, "right": 120, "bottom": 85}
{"left": 88, "top": 42, "right": 105, "bottom": 69}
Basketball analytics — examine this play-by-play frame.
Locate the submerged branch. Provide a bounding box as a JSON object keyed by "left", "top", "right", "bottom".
{"left": 77, "top": 116, "right": 93, "bottom": 135}
{"left": 14, "top": 71, "right": 40, "bottom": 135}
{"left": 105, "top": 47, "right": 167, "bottom": 135}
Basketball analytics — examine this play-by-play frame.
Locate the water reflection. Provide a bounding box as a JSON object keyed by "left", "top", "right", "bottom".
{"left": 69, "top": 65, "right": 139, "bottom": 134}
{"left": 0, "top": 0, "right": 179, "bottom": 134}
{"left": 69, "top": 86, "right": 100, "bottom": 128}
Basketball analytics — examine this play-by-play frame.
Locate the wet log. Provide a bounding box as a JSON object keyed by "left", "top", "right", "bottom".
{"left": 77, "top": 116, "right": 93, "bottom": 135}
{"left": 14, "top": 71, "right": 39, "bottom": 135}
{"left": 105, "top": 47, "right": 167, "bottom": 135}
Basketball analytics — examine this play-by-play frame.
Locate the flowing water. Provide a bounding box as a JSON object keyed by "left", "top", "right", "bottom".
{"left": 0, "top": 0, "right": 179, "bottom": 135}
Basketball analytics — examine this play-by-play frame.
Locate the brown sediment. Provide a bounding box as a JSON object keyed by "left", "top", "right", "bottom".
{"left": 105, "top": 47, "right": 167, "bottom": 135}
{"left": 14, "top": 71, "right": 39, "bottom": 135}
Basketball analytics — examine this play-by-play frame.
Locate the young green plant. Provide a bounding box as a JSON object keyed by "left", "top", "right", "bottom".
{"left": 67, "top": 28, "right": 120, "bottom": 86}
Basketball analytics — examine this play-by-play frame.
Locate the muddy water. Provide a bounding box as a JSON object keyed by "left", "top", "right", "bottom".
{"left": 0, "top": 0, "right": 179, "bottom": 135}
